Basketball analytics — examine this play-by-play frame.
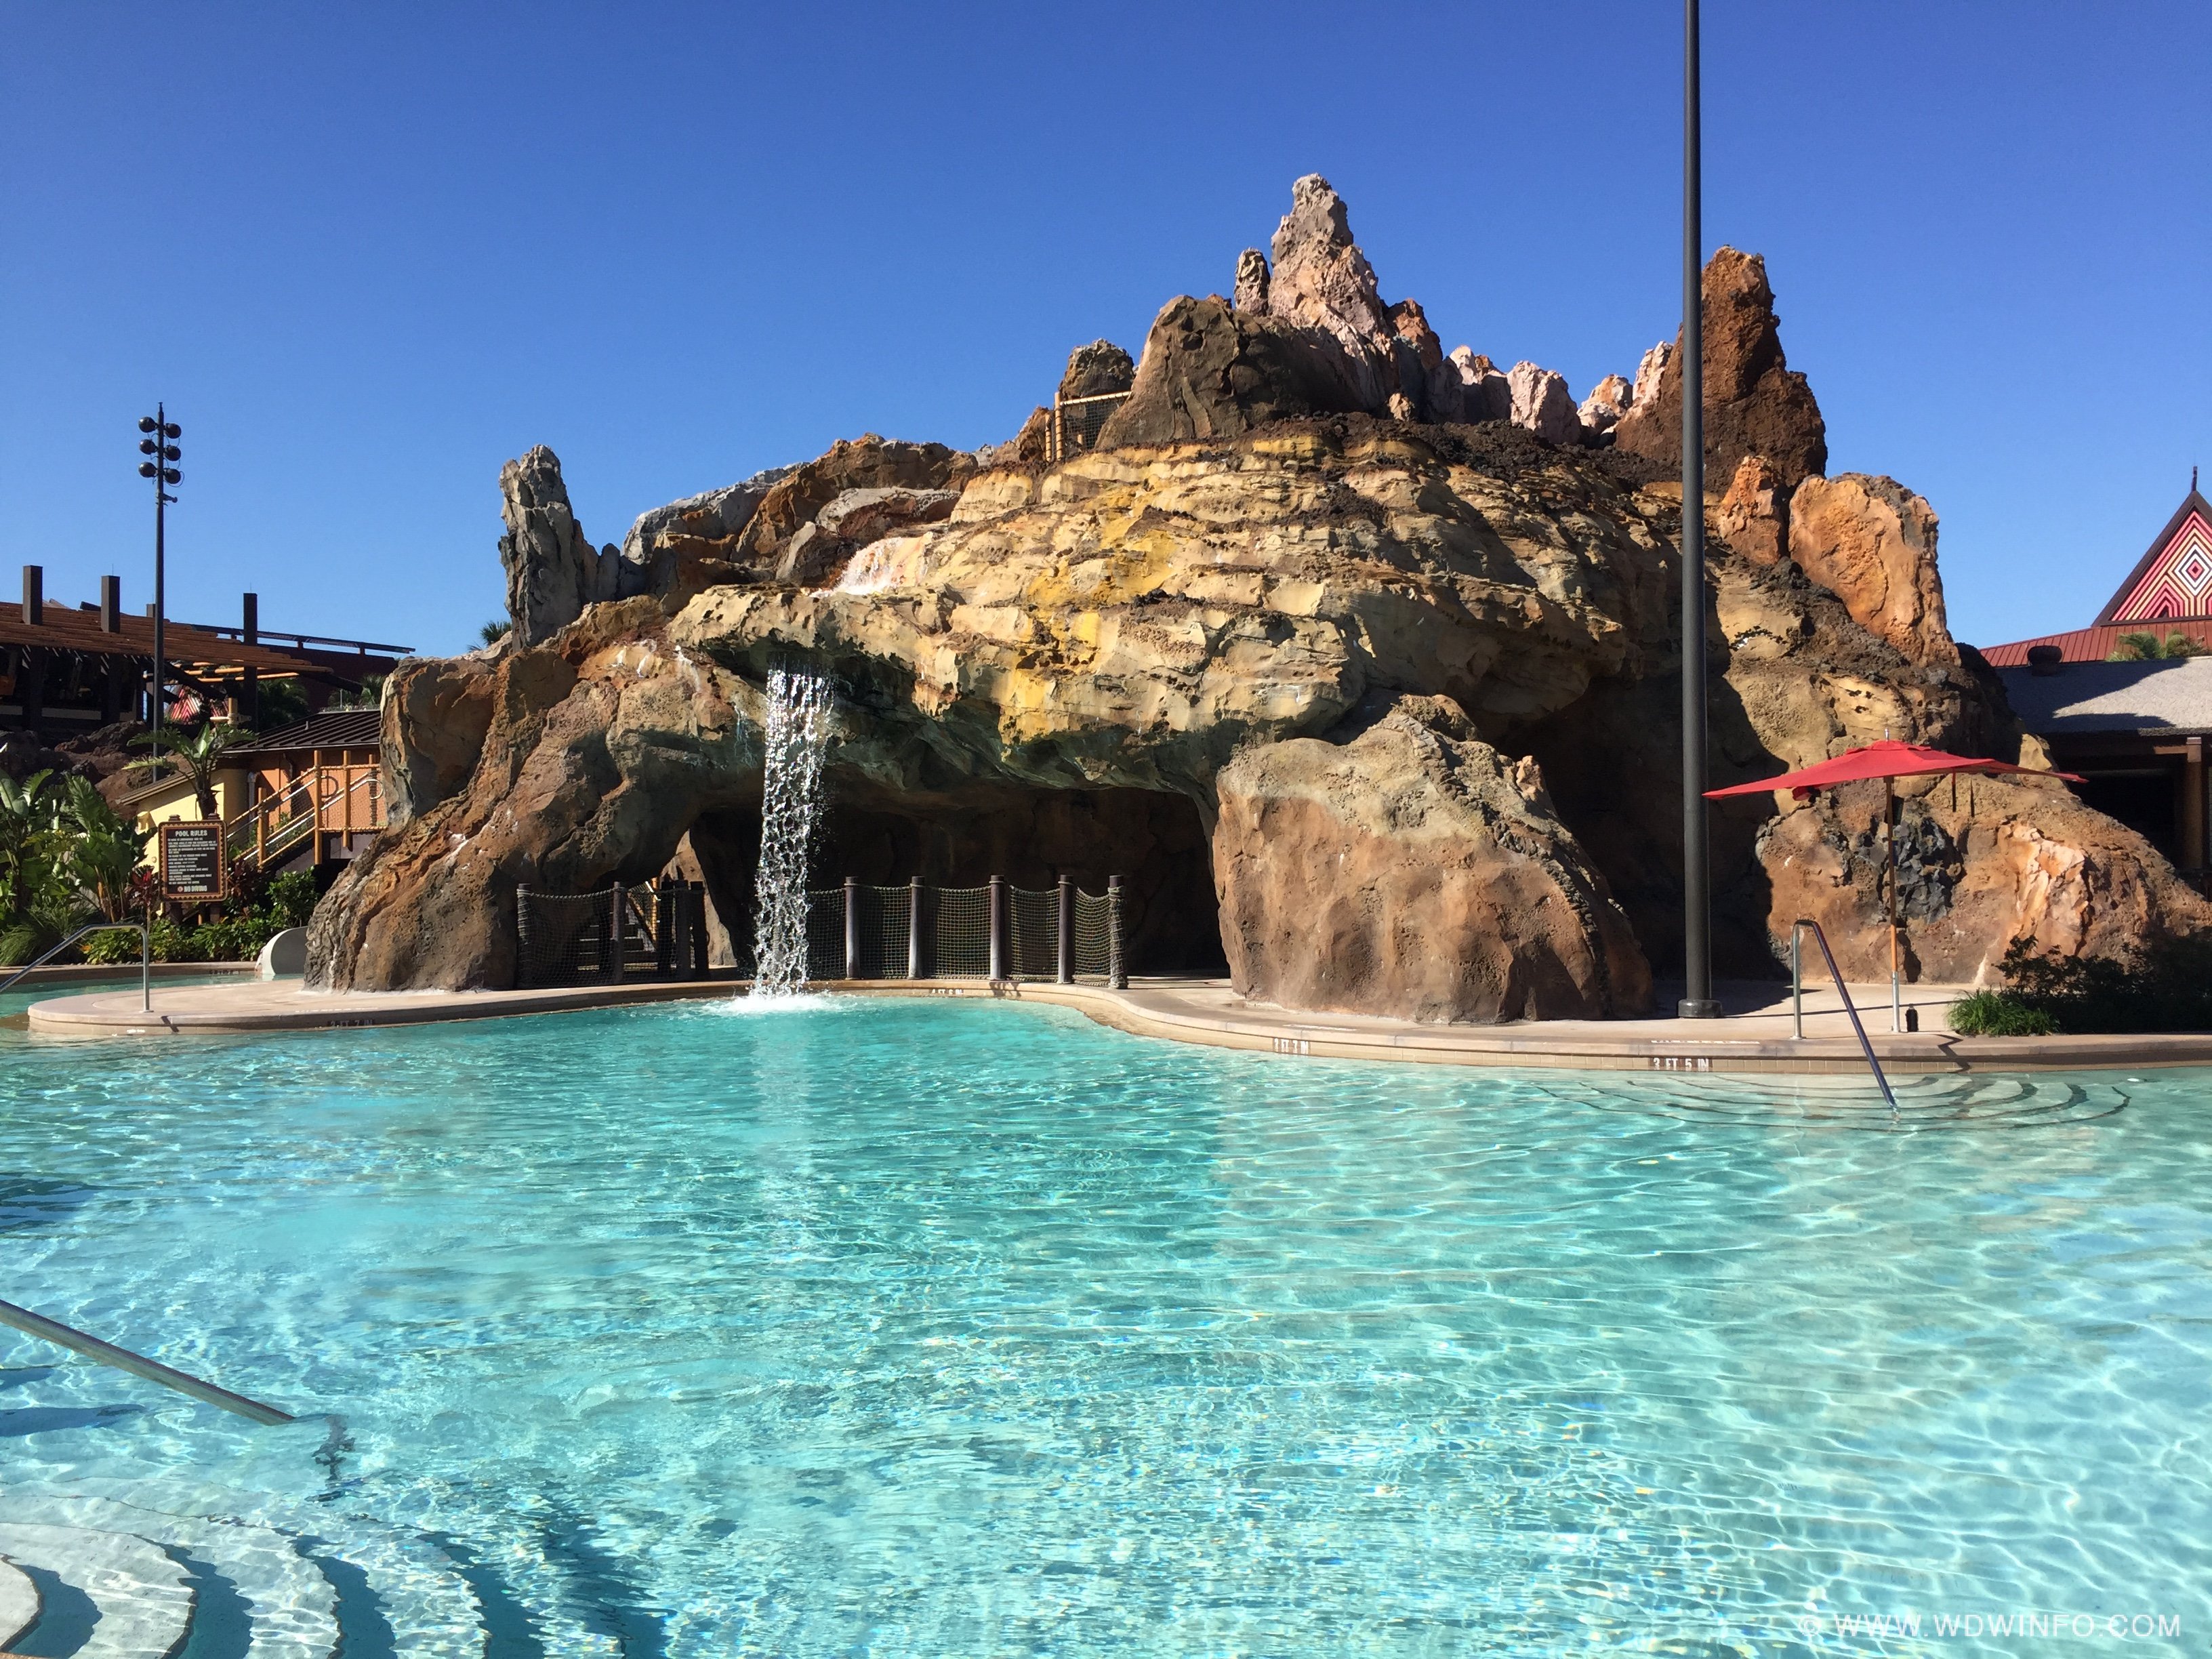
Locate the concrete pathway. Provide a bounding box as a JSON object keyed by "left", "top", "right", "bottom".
{"left": 24, "top": 972, "right": 2208, "bottom": 1073}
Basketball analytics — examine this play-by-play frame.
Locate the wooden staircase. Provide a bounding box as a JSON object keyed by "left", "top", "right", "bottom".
{"left": 226, "top": 767, "right": 382, "bottom": 877}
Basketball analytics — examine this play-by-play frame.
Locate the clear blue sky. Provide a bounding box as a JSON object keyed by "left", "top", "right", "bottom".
{"left": 4, "top": 2, "right": 2206, "bottom": 658}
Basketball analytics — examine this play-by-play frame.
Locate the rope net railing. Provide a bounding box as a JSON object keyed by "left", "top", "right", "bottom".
{"left": 1071, "top": 888, "right": 1114, "bottom": 984}
{"left": 775, "top": 880, "right": 1124, "bottom": 986}
{"left": 1008, "top": 887, "right": 1057, "bottom": 981}
{"left": 519, "top": 876, "right": 1126, "bottom": 990}
{"left": 933, "top": 886, "right": 994, "bottom": 979}
{"left": 1048, "top": 392, "right": 1132, "bottom": 464}
{"left": 516, "top": 882, "right": 712, "bottom": 989}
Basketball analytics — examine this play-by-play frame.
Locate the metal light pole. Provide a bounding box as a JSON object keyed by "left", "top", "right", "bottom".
{"left": 1678, "top": 0, "right": 1720, "bottom": 1019}
{"left": 136, "top": 406, "right": 182, "bottom": 762}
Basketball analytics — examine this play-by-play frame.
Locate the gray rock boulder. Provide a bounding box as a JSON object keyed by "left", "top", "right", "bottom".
{"left": 1214, "top": 694, "right": 1650, "bottom": 1022}
{"left": 1095, "top": 295, "right": 1373, "bottom": 447}
{"left": 775, "top": 487, "right": 962, "bottom": 586}
{"left": 615, "top": 467, "right": 793, "bottom": 600}
{"left": 1057, "top": 340, "right": 1136, "bottom": 401}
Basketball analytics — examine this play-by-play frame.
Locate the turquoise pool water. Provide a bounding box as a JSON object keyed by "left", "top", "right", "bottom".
{"left": 3, "top": 995, "right": 2207, "bottom": 1654}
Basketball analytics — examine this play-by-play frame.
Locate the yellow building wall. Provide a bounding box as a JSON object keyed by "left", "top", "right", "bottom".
{"left": 131, "top": 767, "right": 251, "bottom": 865}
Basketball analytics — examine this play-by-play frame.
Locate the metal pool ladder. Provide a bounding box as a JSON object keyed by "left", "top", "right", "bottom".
{"left": 0, "top": 1297, "right": 295, "bottom": 1425}
{"left": 0, "top": 922, "right": 152, "bottom": 1011}
{"left": 1790, "top": 919, "right": 1898, "bottom": 1111}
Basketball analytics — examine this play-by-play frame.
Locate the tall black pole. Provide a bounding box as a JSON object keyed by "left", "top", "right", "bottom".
{"left": 152, "top": 400, "right": 167, "bottom": 766}
{"left": 1679, "top": 0, "right": 1719, "bottom": 1019}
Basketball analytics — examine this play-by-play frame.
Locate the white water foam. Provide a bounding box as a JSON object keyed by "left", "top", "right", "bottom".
{"left": 705, "top": 991, "right": 847, "bottom": 1018}
{"left": 749, "top": 664, "right": 835, "bottom": 998}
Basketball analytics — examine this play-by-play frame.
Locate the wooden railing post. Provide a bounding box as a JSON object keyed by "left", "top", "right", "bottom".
{"left": 516, "top": 885, "right": 535, "bottom": 989}
{"left": 690, "top": 882, "right": 710, "bottom": 977}
{"left": 988, "top": 875, "right": 1008, "bottom": 983}
{"left": 607, "top": 882, "right": 626, "bottom": 981}
{"left": 1107, "top": 874, "right": 1126, "bottom": 989}
{"left": 655, "top": 877, "right": 676, "bottom": 977}
{"left": 1056, "top": 875, "right": 1073, "bottom": 985}
{"left": 904, "top": 877, "right": 920, "bottom": 980}
{"left": 843, "top": 876, "right": 860, "bottom": 981}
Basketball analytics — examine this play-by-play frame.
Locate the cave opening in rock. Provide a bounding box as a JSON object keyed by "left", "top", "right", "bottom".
{"left": 686, "top": 775, "right": 1229, "bottom": 977}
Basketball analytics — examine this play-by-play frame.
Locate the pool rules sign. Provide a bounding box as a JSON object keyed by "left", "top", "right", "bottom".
{"left": 160, "top": 821, "right": 227, "bottom": 905}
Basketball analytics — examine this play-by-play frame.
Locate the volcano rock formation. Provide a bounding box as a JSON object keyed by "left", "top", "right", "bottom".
{"left": 308, "top": 180, "right": 2211, "bottom": 1017}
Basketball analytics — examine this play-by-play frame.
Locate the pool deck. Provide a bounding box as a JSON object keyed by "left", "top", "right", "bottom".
{"left": 24, "top": 972, "right": 2211, "bottom": 1073}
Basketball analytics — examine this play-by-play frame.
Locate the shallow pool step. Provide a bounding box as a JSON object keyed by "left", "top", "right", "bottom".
{"left": 1535, "top": 1071, "right": 2128, "bottom": 1131}
{"left": 0, "top": 1558, "right": 39, "bottom": 1652}
{"left": 0, "top": 1519, "right": 196, "bottom": 1658}
{"left": 2, "top": 1488, "right": 626, "bottom": 1657}
{"left": 16, "top": 1494, "right": 341, "bottom": 1659}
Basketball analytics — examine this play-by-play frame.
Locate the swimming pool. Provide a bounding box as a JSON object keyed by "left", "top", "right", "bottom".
{"left": 3, "top": 995, "right": 2207, "bottom": 1654}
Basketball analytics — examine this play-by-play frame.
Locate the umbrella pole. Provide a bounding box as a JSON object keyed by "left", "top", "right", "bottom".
{"left": 1887, "top": 777, "right": 1900, "bottom": 1033}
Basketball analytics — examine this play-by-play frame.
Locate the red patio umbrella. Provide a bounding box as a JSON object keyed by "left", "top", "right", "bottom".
{"left": 1705, "top": 739, "right": 2083, "bottom": 1026}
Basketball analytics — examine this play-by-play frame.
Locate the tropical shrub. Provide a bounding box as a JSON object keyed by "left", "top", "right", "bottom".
{"left": 1968, "top": 935, "right": 2212, "bottom": 1035}
{"left": 2107, "top": 630, "right": 2207, "bottom": 661}
{"left": 0, "top": 769, "right": 87, "bottom": 965}
{"left": 59, "top": 775, "right": 150, "bottom": 920}
{"left": 1948, "top": 990, "right": 2056, "bottom": 1038}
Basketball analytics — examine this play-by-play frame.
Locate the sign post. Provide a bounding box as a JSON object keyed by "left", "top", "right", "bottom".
{"left": 159, "top": 821, "right": 226, "bottom": 906}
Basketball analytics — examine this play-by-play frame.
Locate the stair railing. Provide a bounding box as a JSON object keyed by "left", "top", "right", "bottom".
{"left": 0, "top": 922, "right": 150, "bottom": 1012}
{"left": 0, "top": 1296, "right": 294, "bottom": 1425}
{"left": 1790, "top": 918, "right": 1898, "bottom": 1111}
{"left": 227, "top": 768, "right": 383, "bottom": 873}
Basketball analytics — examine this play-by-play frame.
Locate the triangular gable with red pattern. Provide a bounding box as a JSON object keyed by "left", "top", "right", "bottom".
{"left": 2097, "top": 488, "right": 2212, "bottom": 625}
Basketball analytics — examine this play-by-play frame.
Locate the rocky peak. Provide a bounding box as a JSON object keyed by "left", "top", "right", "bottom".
{"left": 1612, "top": 247, "right": 1828, "bottom": 488}
{"left": 497, "top": 447, "right": 600, "bottom": 647}
{"left": 1261, "top": 173, "right": 1399, "bottom": 409}
{"left": 1387, "top": 299, "right": 1444, "bottom": 372}
{"left": 1231, "top": 248, "right": 1270, "bottom": 312}
{"left": 1507, "top": 362, "right": 1578, "bottom": 445}
{"left": 1578, "top": 374, "right": 1633, "bottom": 443}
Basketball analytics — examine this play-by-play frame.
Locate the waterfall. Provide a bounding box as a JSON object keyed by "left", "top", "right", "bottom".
{"left": 749, "top": 663, "right": 835, "bottom": 996}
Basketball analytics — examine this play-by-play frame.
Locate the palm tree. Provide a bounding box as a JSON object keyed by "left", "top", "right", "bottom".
{"left": 2108, "top": 630, "right": 2207, "bottom": 661}
{"left": 134, "top": 721, "right": 243, "bottom": 820}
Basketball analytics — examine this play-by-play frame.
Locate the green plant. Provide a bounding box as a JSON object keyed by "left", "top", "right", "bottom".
{"left": 247, "top": 677, "right": 310, "bottom": 733}
{"left": 1948, "top": 990, "right": 2057, "bottom": 1038}
{"left": 263, "top": 869, "right": 318, "bottom": 927}
{"left": 148, "top": 916, "right": 201, "bottom": 962}
{"left": 1990, "top": 934, "right": 2212, "bottom": 1033}
{"left": 0, "top": 769, "right": 83, "bottom": 964}
{"left": 80, "top": 926, "right": 146, "bottom": 966}
{"left": 132, "top": 721, "right": 243, "bottom": 819}
{"left": 58, "top": 775, "right": 150, "bottom": 922}
{"left": 2106, "top": 630, "right": 2207, "bottom": 661}
{"left": 480, "top": 619, "right": 511, "bottom": 646}
{"left": 189, "top": 914, "right": 287, "bottom": 962}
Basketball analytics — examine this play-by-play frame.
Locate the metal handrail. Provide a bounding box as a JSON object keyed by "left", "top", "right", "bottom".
{"left": 1790, "top": 919, "right": 1898, "bottom": 1110}
{"left": 0, "top": 1297, "right": 294, "bottom": 1425}
{"left": 0, "top": 922, "right": 150, "bottom": 1012}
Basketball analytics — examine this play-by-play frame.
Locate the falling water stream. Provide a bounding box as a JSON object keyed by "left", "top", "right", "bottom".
{"left": 749, "top": 663, "right": 835, "bottom": 996}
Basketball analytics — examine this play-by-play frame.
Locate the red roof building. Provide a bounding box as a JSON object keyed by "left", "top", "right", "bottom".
{"left": 1981, "top": 483, "right": 2212, "bottom": 881}
{"left": 1981, "top": 487, "right": 2212, "bottom": 665}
